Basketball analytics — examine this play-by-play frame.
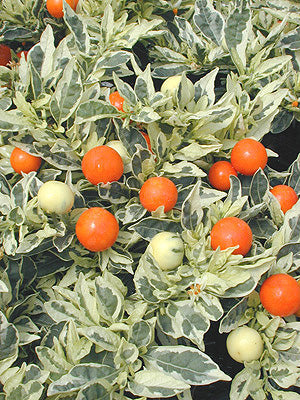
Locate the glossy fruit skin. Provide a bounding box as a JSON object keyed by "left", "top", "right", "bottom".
{"left": 109, "top": 91, "right": 124, "bottom": 112}
{"left": 0, "top": 44, "right": 12, "bottom": 66}
{"left": 270, "top": 185, "right": 298, "bottom": 214}
{"left": 210, "top": 217, "right": 253, "bottom": 256}
{"left": 139, "top": 176, "right": 178, "bottom": 213}
{"left": 226, "top": 326, "right": 264, "bottom": 363}
{"left": 231, "top": 138, "right": 268, "bottom": 176}
{"left": 75, "top": 207, "right": 119, "bottom": 252}
{"left": 208, "top": 161, "right": 237, "bottom": 191}
{"left": 82, "top": 145, "right": 124, "bottom": 185}
{"left": 38, "top": 181, "right": 74, "bottom": 214}
{"left": 149, "top": 231, "right": 184, "bottom": 271}
{"left": 259, "top": 273, "right": 300, "bottom": 317}
{"left": 10, "top": 147, "right": 42, "bottom": 175}
{"left": 46, "top": 0, "right": 78, "bottom": 18}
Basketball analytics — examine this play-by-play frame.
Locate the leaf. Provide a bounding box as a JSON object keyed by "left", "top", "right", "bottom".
{"left": 134, "top": 253, "right": 171, "bottom": 303}
{"left": 249, "top": 218, "right": 277, "bottom": 240}
{"left": 248, "top": 90, "right": 289, "bottom": 140}
{"left": 16, "top": 225, "right": 58, "bottom": 254}
{"left": 2, "top": 228, "right": 17, "bottom": 255}
{"left": 11, "top": 172, "right": 35, "bottom": 209}
{"left": 143, "top": 345, "right": 230, "bottom": 385}
{"left": 94, "top": 51, "right": 132, "bottom": 71}
{"left": 128, "top": 369, "right": 190, "bottom": 398}
{"left": 7, "top": 381, "right": 44, "bottom": 400}
{"left": 0, "top": 279, "right": 8, "bottom": 293}
{"left": 64, "top": 1, "right": 90, "bottom": 53}
{"left": 76, "top": 382, "right": 110, "bottom": 400}
{"left": 219, "top": 298, "right": 248, "bottom": 333}
{"left": 29, "top": 25, "right": 55, "bottom": 79}
{"left": 113, "top": 73, "right": 138, "bottom": 106}
{"left": 194, "top": 0, "right": 225, "bottom": 45}
{"left": 0, "top": 110, "right": 29, "bottom": 131}
{"left": 114, "top": 337, "right": 139, "bottom": 367}
{"left": 194, "top": 68, "right": 219, "bottom": 106}
{"left": 47, "top": 364, "right": 119, "bottom": 395}
{"left": 280, "top": 26, "right": 300, "bottom": 50}
{"left": 29, "top": 61, "right": 42, "bottom": 99}
{"left": 116, "top": 122, "right": 151, "bottom": 157}
{"left": 129, "top": 320, "right": 154, "bottom": 349}
{"left": 50, "top": 59, "right": 83, "bottom": 125}
{"left": 75, "top": 273, "right": 99, "bottom": 325}
{"left": 33, "top": 142, "right": 81, "bottom": 171}
{"left": 277, "top": 243, "right": 300, "bottom": 272}
{"left": 177, "top": 74, "right": 195, "bottom": 110}
{"left": 121, "top": 203, "right": 147, "bottom": 225}
{"left": 175, "top": 17, "right": 204, "bottom": 51}
{"left": 288, "top": 154, "right": 300, "bottom": 194}
{"left": 269, "top": 386, "right": 300, "bottom": 400}
{"left": 98, "top": 182, "right": 131, "bottom": 204}
{"left": 181, "top": 181, "right": 204, "bottom": 231}
{"left": 250, "top": 169, "right": 269, "bottom": 205}
{"left": 0, "top": 312, "right": 19, "bottom": 375}
{"left": 253, "top": 56, "right": 292, "bottom": 79}
{"left": 36, "top": 346, "right": 73, "bottom": 375}
{"left": 269, "top": 361, "right": 299, "bottom": 388}
{"left": 53, "top": 231, "right": 74, "bottom": 252}
{"left": 175, "top": 142, "right": 222, "bottom": 161}
{"left": 77, "top": 326, "right": 120, "bottom": 352}
{"left": 224, "top": 1, "right": 250, "bottom": 70}
{"left": 0, "top": 172, "right": 11, "bottom": 195}
{"left": 152, "top": 64, "right": 190, "bottom": 79}
{"left": 285, "top": 202, "right": 300, "bottom": 242}
{"left": 131, "top": 106, "right": 160, "bottom": 124}
{"left": 76, "top": 100, "right": 118, "bottom": 124}
{"left": 95, "top": 276, "right": 124, "bottom": 323}
{"left": 130, "top": 217, "right": 182, "bottom": 241}
{"left": 100, "top": 4, "right": 114, "bottom": 45}
{"left": 162, "top": 161, "right": 206, "bottom": 179}
{"left": 44, "top": 300, "right": 92, "bottom": 326}
{"left": 158, "top": 301, "right": 209, "bottom": 349}
{"left": 229, "top": 368, "right": 251, "bottom": 400}
{"left": 271, "top": 109, "right": 294, "bottom": 134}
{"left": 0, "top": 97, "right": 12, "bottom": 111}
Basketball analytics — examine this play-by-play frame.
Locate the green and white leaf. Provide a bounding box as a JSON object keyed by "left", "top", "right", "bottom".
{"left": 143, "top": 345, "right": 230, "bottom": 385}
{"left": 128, "top": 369, "right": 190, "bottom": 398}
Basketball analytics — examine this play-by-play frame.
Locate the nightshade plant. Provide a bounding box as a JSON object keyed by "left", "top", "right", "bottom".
{"left": 0, "top": 0, "right": 300, "bottom": 399}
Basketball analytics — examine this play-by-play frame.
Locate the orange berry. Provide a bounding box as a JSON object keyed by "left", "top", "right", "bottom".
{"left": 208, "top": 161, "right": 237, "bottom": 191}
{"left": 211, "top": 217, "right": 253, "bottom": 256}
{"left": 76, "top": 207, "right": 119, "bottom": 252}
{"left": 109, "top": 91, "right": 125, "bottom": 112}
{"left": 82, "top": 145, "right": 124, "bottom": 185}
{"left": 10, "top": 147, "right": 42, "bottom": 175}
{"left": 231, "top": 138, "right": 268, "bottom": 176}
{"left": 260, "top": 274, "right": 300, "bottom": 317}
{"left": 139, "top": 176, "right": 178, "bottom": 213}
{"left": 270, "top": 185, "right": 298, "bottom": 214}
{"left": 0, "top": 44, "right": 11, "bottom": 66}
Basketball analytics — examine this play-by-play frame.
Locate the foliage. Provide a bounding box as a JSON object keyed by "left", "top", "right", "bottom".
{"left": 0, "top": 0, "right": 300, "bottom": 399}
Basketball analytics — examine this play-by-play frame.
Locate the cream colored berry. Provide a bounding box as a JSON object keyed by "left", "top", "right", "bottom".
{"left": 38, "top": 181, "right": 74, "bottom": 214}
{"left": 149, "top": 231, "right": 184, "bottom": 271}
{"left": 226, "top": 326, "right": 264, "bottom": 363}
